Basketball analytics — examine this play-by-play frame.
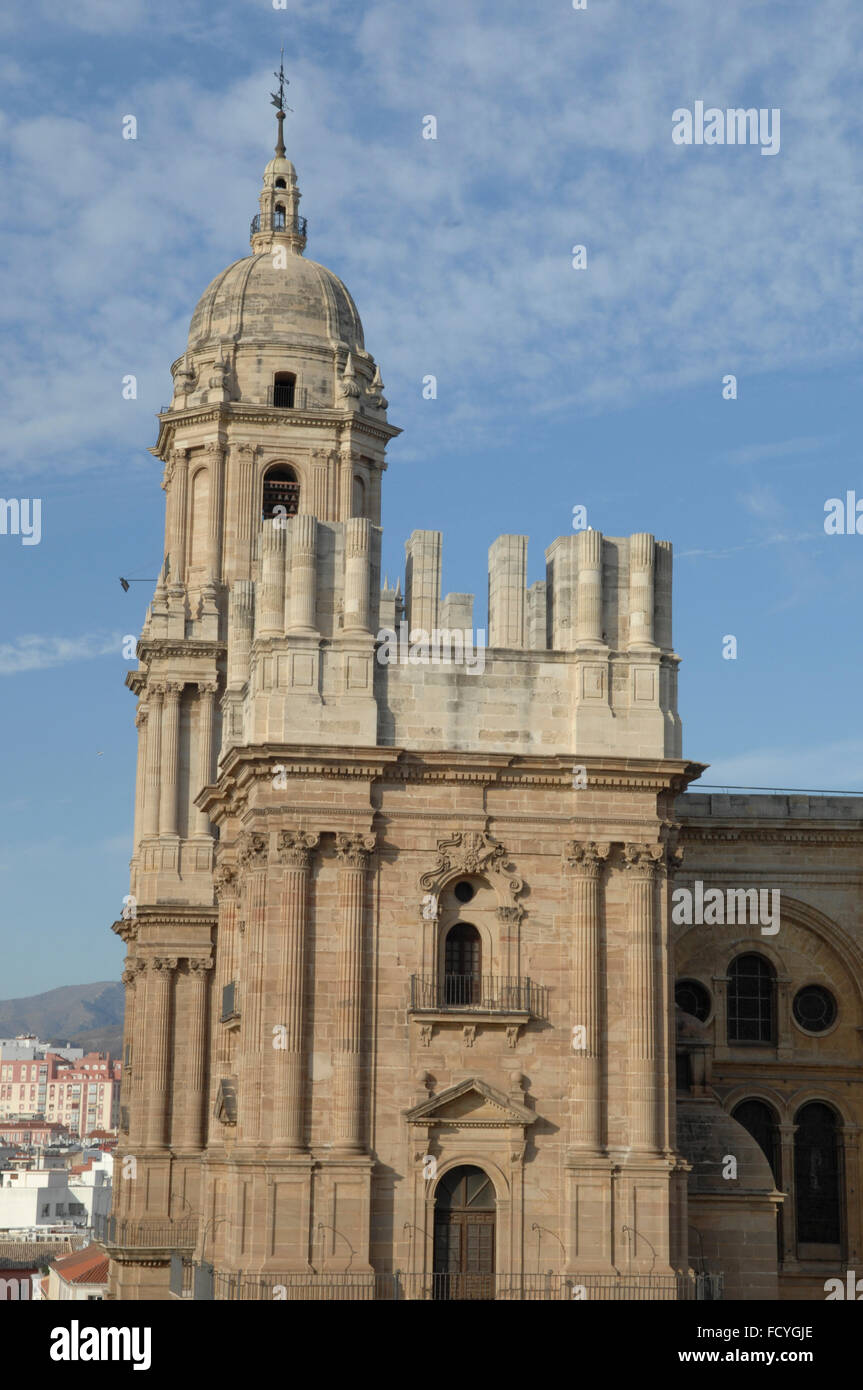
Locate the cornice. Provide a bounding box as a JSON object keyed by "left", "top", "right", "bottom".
{"left": 150, "top": 402, "right": 401, "bottom": 460}
{"left": 681, "top": 826, "right": 863, "bottom": 847}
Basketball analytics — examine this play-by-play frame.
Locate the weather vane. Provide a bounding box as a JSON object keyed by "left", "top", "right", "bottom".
{"left": 270, "top": 48, "right": 292, "bottom": 115}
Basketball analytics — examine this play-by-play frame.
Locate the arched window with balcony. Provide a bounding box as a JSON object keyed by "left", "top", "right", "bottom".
{"left": 262, "top": 464, "right": 300, "bottom": 522}
{"left": 444, "top": 923, "right": 481, "bottom": 1005}
{"left": 727, "top": 953, "right": 776, "bottom": 1044}
{"left": 794, "top": 1102, "right": 841, "bottom": 1250}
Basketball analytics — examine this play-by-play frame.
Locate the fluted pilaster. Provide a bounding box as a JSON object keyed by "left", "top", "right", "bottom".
{"left": 623, "top": 843, "right": 663, "bottom": 1150}
{"left": 575, "top": 528, "right": 603, "bottom": 644}
{"left": 332, "top": 832, "right": 375, "bottom": 1152}
{"left": 271, "top": 830, "right": 319, "bottom": 1149}
{"left": 343, "top": 516, "right": 372, "bottom": 634}
{"left": 143, "top": 685, "right": 163, "bottom": 838}
{"left": 144, "top": 957, "right": 177, "bottom": 1149}
{"left": 194, "top": 682, "right": 217, "bottom": 835}
{"left": 174, "top": 957, "right": 213, "bottom": 1150}
{"left": 288, "top": 512, "right": 318, "bottom": 633}
{"left": 565, "top": 841, "right": 609, "bottom": 1153}
{"left": 158, "top": 682, "right": 182, "bottom": 835}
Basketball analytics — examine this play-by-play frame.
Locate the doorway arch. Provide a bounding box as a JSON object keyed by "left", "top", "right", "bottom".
{"left": 433, "top": 1164, "right": 495, "bottom": 1300}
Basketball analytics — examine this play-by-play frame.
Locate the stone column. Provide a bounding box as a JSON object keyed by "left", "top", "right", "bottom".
{"left": 143, "top": 685, "right": 163, "bottom": 839}
{"left": 169, "top": 447, "right": 190, "bottom": 586}
{"left": 132, "top": 706, "right": 148, "bottom": 854}
{"left": 121, "top": 960, "right": 144, "bottom": 1160}
{"left": 158, "top": 682, "right": 182, "bottom": 836}
{"left": 778, "top": 1122, "right": 798, "bottom": 1267}
{"left": 628, "top": 533, "right": 656, "bottom": 649}
{"left": 205, "top": 442, "right": 225, "bottom": 585}
{"left": 288, "top": 513, "right": 318, "bottom": 634}
{"left": 227, "top": 582, "right": 255, "bottom": 687}
{"left": 575, "top": 528, "right": 604, "bottom": 644}
{"left": 343, "top": 517, "right": 372, "bottom": 634}
{"left": 213, "top": 863, "right": 239, "bottom": 1072}
{"left": 174, "top": 956, "right": 213, "bottom": 1151}
{"left": 565, "top": 841, "right": 609, "bottom": 1153}
{"left": 272, "top": 830, "right": 319, "bottom": 1149}
{"left": 623, "top": 844, "right": 663, "bottom": 1151}
{"left": 237, "top": 832, "right": 270, "bottom": 1141}
{"left": 258, "top": 518, "right": 287, "bottom": 637}
{"left": 145, "top": 957, "right": 177, "bottom": 1149}
{"left": 233, "top": 443, "right": 256, "bottom": 578}
{"left": 488, "top": 534, "right": 527, "bottom": 649}
{"left": 654, "top": 540, "right": 673, "bottom": 650}
{"left": 194, "top": 682, "right": 217, "bottom": 835}
{"left": 404, "top": 530, "right": 441, "bottom": 635}
{"left": 332, "top": 832, "right": 375, "bottom": 1152}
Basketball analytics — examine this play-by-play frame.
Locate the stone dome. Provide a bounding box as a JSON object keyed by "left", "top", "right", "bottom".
{"left": 187, "top": 252, "right": 365, "bottom": 354}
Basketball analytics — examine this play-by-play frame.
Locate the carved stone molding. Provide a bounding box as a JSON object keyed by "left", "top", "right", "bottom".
{"left": 419, "top": 829, "right": 524, "bottom": 906}
{"left": 121, "top": 962, "right": 144, "bottom": 988}
{"left": 623, "top": 843, "right": 664, "bottom": 875}
{"left": 236, "top": 830, "right": 269, "bottom": 870}
{"left": 275, "top": 828, "right": 321, "bottom": 868}
{"left": 564, "top": 840, "right": 611, "bottom": 877}
{"left": 188, "top": 956, "right": 214, "bottom": 973}
{"left": 419, "top": 1025, "right": 433, "bottom": 1048}
{"left": 151, "top": 956, "right": 178, "bottom": 972}
{"left": 213, "top": 863, "right": 239, "bottom": 901}
{"left": 334, "top": 831, "right": 376, "bottom": 869}
{"left": 462, "top": 1025, "right": 477, "bottom": 1048}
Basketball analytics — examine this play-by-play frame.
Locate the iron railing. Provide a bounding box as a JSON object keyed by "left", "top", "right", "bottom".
{"left": 250, "top": 213, "right": 308, "bottom": 237}
{"left": 410, "top": 974, "right": 547, "bottom": 1017}
{"left": 170, "top": 1264, "right": 723, "bottom": 1302}
{"left": 94, "top": 1213, "right": 197, "bottom": 1250}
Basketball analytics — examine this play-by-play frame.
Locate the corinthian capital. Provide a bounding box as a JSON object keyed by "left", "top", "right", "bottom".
{"left": 152, "top": 956, "right": 178, "bottom": 972}
{"left": 213, "top": 862, "right": 239, "bottom": 901}
{"left": 188, "top": 956, "right": 214, "bottom": 973}
{"left": 564, "top": 841, "right": 610, "bottom": 877}
{"left": 623, "top": 843, "right": 664, "bottom": 875}
{"left": 236, "top": 830, "right": 269, "bottom": 869}
{"left": 276, "top": 828, "right": 320, "bottom": 867}
{"left": 334, "top": 831, "right": 376, "bottom": 869}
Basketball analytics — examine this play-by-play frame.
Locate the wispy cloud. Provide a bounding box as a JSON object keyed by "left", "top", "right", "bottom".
{"left": 0, "top": 633, "right": 121, "bottom": 675}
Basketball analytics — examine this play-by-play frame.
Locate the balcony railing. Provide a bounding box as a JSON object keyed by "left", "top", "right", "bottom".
{"left": 410, "top": 975, "right": 546, "bottom": 1017}
{"left": 94, "top": 1212, "right": 197, "bottom": 1250}
{"left": 170, "top": 1263, "right": 723, "bottom": 1302}
{"left": 250, "top": 213, "right": 308, "bottom": 237}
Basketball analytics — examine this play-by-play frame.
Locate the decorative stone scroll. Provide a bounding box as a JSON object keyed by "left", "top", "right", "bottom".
{"left": 419, "top": 828, "right": 524, "bottom": 911}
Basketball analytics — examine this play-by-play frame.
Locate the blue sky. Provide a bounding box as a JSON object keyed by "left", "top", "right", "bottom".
{"left": 2, "top": 0, "right": 863, "bottom": 996}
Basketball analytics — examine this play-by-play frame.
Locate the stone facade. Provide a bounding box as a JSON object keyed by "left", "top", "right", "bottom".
{"left": 106, "top": 116, "right": 863, "bottom": 1302}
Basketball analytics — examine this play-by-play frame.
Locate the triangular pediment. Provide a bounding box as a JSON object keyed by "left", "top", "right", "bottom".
{"left": 404, "top": 1077, "right": 535, "bottom": 1127}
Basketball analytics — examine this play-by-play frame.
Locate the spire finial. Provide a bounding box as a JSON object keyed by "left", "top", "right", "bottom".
{"left": 270, "top": 48, "right": 292, "bottom": 158}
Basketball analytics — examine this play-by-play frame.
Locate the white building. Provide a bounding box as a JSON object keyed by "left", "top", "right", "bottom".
{"left": 0, "top": 1152, "right": 112, "bottom": 1231}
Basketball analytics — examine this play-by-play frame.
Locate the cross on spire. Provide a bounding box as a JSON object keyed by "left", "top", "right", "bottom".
{"left": 270, "top": 48, "right": 293, "bottom": 157}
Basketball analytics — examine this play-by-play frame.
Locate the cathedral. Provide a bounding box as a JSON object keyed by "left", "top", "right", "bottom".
{"left": 105, "top": 98, "right": 863, "bottom": 1302}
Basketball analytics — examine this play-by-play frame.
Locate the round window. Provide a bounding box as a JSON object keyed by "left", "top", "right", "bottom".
{"left": 675, "top": 979, "right": 711, "bottom": 1023}
{"left": 793, "top": 985, "right": 837, "bottom": 1033}
{"left": 454, "top": 881, "right": 475, "bottom": 904}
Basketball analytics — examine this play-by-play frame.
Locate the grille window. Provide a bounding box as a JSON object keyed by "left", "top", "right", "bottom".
{"left": 675, "top": 978, "right": 711, "bottom": 1023}
{"left": 273, "top": 371, "right": 296, "bottom": 408}
{"left": 727, "top": 953, "right": 775, "bottom": 1043}
{"left": 793, "top": 985, "right": 837, "bottom": 1033}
